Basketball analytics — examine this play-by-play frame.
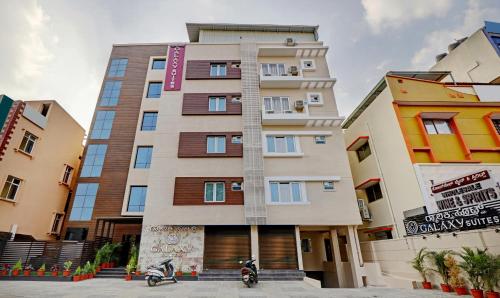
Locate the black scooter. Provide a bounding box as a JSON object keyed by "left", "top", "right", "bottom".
{"left": 239, "top": 257, "right": 258, "bottom": 288}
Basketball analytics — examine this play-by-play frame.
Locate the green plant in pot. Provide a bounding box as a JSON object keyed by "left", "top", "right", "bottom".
{"left": 63, "top": 260, "right": 72, "bottom": 277}
{"left": 411, "top": 247, "right": 432, "bottom": 289}
{"left": 73, "top": 266, "right": 81, "bottom": 282}
{"left": 483, "top": 253, "right": 500, "bottom": 298}
{"left": 429, "top": 250, "right": 454, "bottom": 292}
{"left": 12, "top": 259, "right": 22, "bottom": 276}
{"left": 94, "top": 249, "right": 102, "bottom": 272}
{"left": 459, "top": 247, "right": 490, "bottom": 298}
{"left": 446, "top": 255, "right": 467, "bottom": 295}
{"left": 37, "top": 263, "right": 46, "bottom": 277}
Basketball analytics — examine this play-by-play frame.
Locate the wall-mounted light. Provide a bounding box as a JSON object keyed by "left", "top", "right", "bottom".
{"left": 436, "top": 234, "right": 441, "bottom": 239}
{"left": 422, "top": 236, "right": 427, "bottom": 240}
{"left": 452, "top": 233, "right": 457, "bottom": 237}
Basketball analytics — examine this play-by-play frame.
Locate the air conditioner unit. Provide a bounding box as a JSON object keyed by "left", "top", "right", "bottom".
{"left": 231, "top": 63, "right": 241, "bottom": 68}
{"left": 357, "top": 199, "right": 372, "bottom": 221}
{"left": 294, "top": 100, "right": 305, "bottom": 111}
{"left": 289, "top": 66, "right": 299, "bottom": 76}
{"left": 285, "top": 37, "right": 295, "bottom": 46}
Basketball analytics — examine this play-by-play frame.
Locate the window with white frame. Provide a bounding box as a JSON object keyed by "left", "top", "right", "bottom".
{"left": 261, "top": 63, "right": 286, "bottom": 76}
{"left": 1, "top": 175, "right": 22, "bottom": 201}
{"left": 263, "top": 97, "right": 290, "bottom": 114}
{"left": 301, "top": 59, "right": 316, "bottom": 70}
{"left": 314, "top": 136, "right": 326, "bottom": 144}
{"left": 269, "top": 181, "right": 304, "bottom": 203}
{"left": 307, "top": 93, "right": 323, "bottom": 105}
{"left": 61, "top": 165, "right": 74, "bottom": 185}
{"left": 50, "top": 213, "right": 64, "bottom": 234}
{"left": 208, "top": 97, "right": 226, "bottom": 112}
{"left": 19, "top": 131, "right": 38, "bottom": 154}
{"left": 323, "top": 181, "right": 335, "bottom": 191}
{"left": 423, "top": 119, "right": 453, "bottom": 135}
{"left": 204, "top": 182, "right": 225, "bottom": 202}
{"left": 266, "top": 136, "right": 297, "bottom": 153}
{"left": 207, "top": 136, "right": 226, "bottom": 153}
{"left": 210, "top": 63, "right": 227, "bottom": 77}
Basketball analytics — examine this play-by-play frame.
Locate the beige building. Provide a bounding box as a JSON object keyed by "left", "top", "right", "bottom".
{"left": 0, "top": 97, "right": 84, "bottom": 240}
{"left": 62, "top": 23, "right": 365, "bottom": 287}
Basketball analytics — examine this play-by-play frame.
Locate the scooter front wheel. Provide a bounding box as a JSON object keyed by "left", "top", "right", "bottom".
{"left": 173, "top": 277, "right": 178, "bottom": 283}
{"left": 147, "top": 277, "right": 157, "bottom": 287}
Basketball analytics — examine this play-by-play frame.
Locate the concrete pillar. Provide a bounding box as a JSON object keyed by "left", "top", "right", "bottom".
{"left": 250, "top": 225, "right": 260, "bottom": 269}
{"left": 347, "top": 225, "right": 364, "bottom": 288}
{"left": 294, "top": 226, "right": 304, "bottom": 270}
{"left": 330, "top": 229, "right": 346, "bottom": 287}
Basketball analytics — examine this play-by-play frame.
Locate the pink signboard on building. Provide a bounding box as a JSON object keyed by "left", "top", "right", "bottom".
{"left": 164, "top": 44, "right": 185, "bottom": 91}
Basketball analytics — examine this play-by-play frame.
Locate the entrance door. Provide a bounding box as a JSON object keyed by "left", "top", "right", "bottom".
{"left": 119, "top": 234, "right": 140, "bottom": 266}
{"left": 204, "top": 226, "right": 250, "bottom": 269}
{"left": 259, "top": 226, "right": 298, "bottom": 269}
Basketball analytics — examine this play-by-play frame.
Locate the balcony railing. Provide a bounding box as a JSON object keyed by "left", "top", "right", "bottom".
{"left": 259, "top": 69, "right": 335, "bottom": 89}
{"left": 261, "top": 104, "right": 344, "bottom": 127}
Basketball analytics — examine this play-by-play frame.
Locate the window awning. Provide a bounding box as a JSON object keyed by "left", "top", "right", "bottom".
{"left": 355, "top": 178, "right": 381, "bottom": 190}
{"left": 346, "top": 136, "right": 369, "bottom": 151}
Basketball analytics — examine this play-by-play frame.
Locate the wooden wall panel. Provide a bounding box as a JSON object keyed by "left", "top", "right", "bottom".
{"left": 178, "top": 132, "right": 243, "bottom": 158}
{"left": 173, "top": 177, "right": 244, "bottom": 205}
{"left": 258, "top": 226, "right": 298, "bottom": 270}
{"left": 62, "top": 45, "right": 169, "bottom": 240}
{"left": 185, "top": 60, "right": 241, "bottom": 79}
{"left": 182, "top": 93, "right": 242, "bottom": 115}
{"left": 203, "top": 226, "right": 251, "bottom": 269}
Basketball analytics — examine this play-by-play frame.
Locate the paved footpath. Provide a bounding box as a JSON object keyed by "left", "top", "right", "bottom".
{"left": 0, "top": 279, "right": 465, "bottom": 298}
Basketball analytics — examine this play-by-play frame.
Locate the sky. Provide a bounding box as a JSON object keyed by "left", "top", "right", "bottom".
{"left": 1, "top": 0, "right": 499, "bottom": 132}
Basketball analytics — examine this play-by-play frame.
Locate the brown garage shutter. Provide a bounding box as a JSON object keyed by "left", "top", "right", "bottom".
{"left": 259, "top": 226, "right": 298, "bottom": 270}
{"left": 203, "top": 226, "right": 250, "bottom": 269}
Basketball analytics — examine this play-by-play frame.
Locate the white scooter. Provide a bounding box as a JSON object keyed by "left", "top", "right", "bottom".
{"left": 145, "top": 259, "right": 177, "bottom": 287}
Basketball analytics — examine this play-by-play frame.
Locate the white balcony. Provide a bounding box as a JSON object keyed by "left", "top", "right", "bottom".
{"left": 262, "top": 105, "right": 344, "bottom": 127}
{"left": 260, "top": 74, "right": 336, "bottom": 89}
{"left": 258, "top": 45, "right": 329, "bottom": 57}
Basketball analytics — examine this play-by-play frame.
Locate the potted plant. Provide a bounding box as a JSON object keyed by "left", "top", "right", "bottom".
{"left": 0, "top": 264, "right": 9, "bottom": 276}
{"left": 429, "top": 250, "right": 453, "bottom": 292}
{"left": 94, "top": 250, "right": 102, "bottom": 272}
{"left": 460, "top": 247, "right": 489, "bottom": 298}
{"left": 37, "top": 264, "right": 46, "bottom": 277}
{"left": 109, "top": 243, "right": 122, "bottom": 268}
{"left": 63, "top": 260, "right": 72, "bottom": 277}
{"left": 73, "top": 266, "right": 81, "bottom": 282}
{"left": 83, "top": 261, "right": 92, "bottom": 279}
{"left": 23, "top": 264, "right": 34, "bottom": 276}
{"left": 483, "top": 253, "right": 500, "bottom": 298}
{"left": 125, "top": 264, "right": 133, "bottom": 281}
{"left": 176, "top": 262, "right": 183, "bottom": 277}
{"left": 190, "top": 264, "right": 197, "bottom": 276}
{"left": 447, "top": 255, "right": 467, "bottom": 295}
{"left": 50, "top": 264, "right": 59, "bottom": 277}
{"left": 411, "top": 247, "right": 431, "bottom": 289}
{"left": 12, "top": 259, "right": 22, "bottom": 276}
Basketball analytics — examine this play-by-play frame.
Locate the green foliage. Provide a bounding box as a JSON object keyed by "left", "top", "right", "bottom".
{"left": 83, "top": 261, "right": 91, "bottom": 274}
{"left": 94, "top": 249, "right": 102, "bottom": 266}
{"left": 13, "top": 259, "right": 22, "bottom": 271}
{"left": 63, "top": 260, "right": 73, "bottom": 271}
{"left": 411, "top": 247, "right": 430, "bottom": 282}
{"left": 445, "top": 255, "right": 465, "bottom": 288}
{"left": 74, "top": 266, "right": 81, "bottom": 276}
{"left": 481, "top": 251, "right": 500, "bottom": 292}
{"left": 99, "top": 242, "right": 122, "bottom": 263}
{"left": 459, "top": 247, "right": 490, "bottom": 290}
{"left": 429, "top": 250, "right": 454, "bottom": 285}
{"left": 38, "top": 263, "right": 45, "bottom": 271}
{"left": 125, "top": 263, "right": 134, "bottom": 275}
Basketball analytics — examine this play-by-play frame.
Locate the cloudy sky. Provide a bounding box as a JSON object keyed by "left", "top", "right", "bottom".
{"left": 1, "top": 0, "right": 499, "bottom": 132}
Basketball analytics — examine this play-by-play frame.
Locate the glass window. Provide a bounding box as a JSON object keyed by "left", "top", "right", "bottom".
{"left": 323, "top": 181, "right": 335, "bottom": 191}
{"left": 210, "top": 63, "right": 227, "bottom": 77}
{"left": 493, "top": 119, "right": 500, "bottom": 134}
{"left": 266, "top": 136, "right": 297, "bottom": 153}
{"left": 19, "top": 131, "right": 38, "bottom": 154}
{"left": 301, "top": 239, "right": 312, "bottom": 253}
{"left": 80, "top": 144, "right": 107, "bottom": 177}
{"left": 356, "top": 142, "right": 371, "bottom": 162}
{"left": 147, "top": 82, "right": 162, "bottom": 98}
{"left": 208, "top": 97, "right": 226, "bottom": 112}
{"left": 261, "top": 63, "right": 286, "bottom": 76}
{"left": 91, "top": 111, "right": 115, "bottom": 139}
{"left": 62, "top": 165, "right": 74, "bottom": 184}
{"left": 366, "top": 183, "right": 383, "bottom": 203}
{"left": 263, "top": 97, "right": 290, "bottom": 114}
{"left": 207, "top": 136, "right": 226, "bottom": 153}
{"left": 100, "top": 81, "right": 122, "bottom": 106}
{"left": 269, "top": 182, "right": 303, "bottom": 203}
{"left": 134, "top": 146, "right": 153, "bottom": 168}
{"left": 152, "top": 59, "right": 166, "bottom": 69}
{"left": 127, "top": 186, "right": 147, "bottom": 212}
{"left": 1, "top": 175, "right": 22, "bottom": 201}
{"left": 314, "top": 136, "right": 326, "bottom": 144}
{"left": 50, "top": 213, "right": 64, "bottom": 234}
{"left": 141, "top": 112, "right": 158, "bottom": 131}
{"left": 204, "top": 182, "right": 225, "bottom": 202}
{"left": 69, "top": 183, "right": 98, "bottom": 221}
{"left": 423, "top": 119, "right": 453, "bottom": 135}
{"left": 108, "top": 58, "right": 128, "bottom": 77}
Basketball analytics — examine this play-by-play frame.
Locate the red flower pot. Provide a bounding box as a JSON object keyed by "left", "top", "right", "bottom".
{"left": 135, "top": 271, "right": 141, "bottom": 276}
{"left": 191, "top": 271, "right": 197, "bottom": 276}
{"left": 455, "top": 286, "right": 468, "bottom": 295}
{"left": 422, "top": 281, "right": 432, "bottom": 289}
{"left": 486, "top": 291, "right": 500, "bottom": 298}
{"left": 51, "top": 271, "right": 58, "bottom": 277}
{"left": 73, "top": 275, "right": 80, "bottom": 282}
{"left": 440, "top": 284, "right": 452, "bottom": 292}
{"left": 63, "top": 270, "right": 70, "bottom": 277}
{"left": 96, "top": 266, "right": 101, "bottom": 272}
{"left": 471, "top": 289, "right": 485, "bottom": 298}
{"left": 37, "top": 270, "right": 45, "bottom": 277}
{"left": 23, "top": 270, "right": 31, "bottom": 276}
{"left": 125, "top": 274, "right": 132, "bottom": 281}
{"left": 110, "top": 262, "right": 115, "bottom": 268}
{"left": 12, "top": 269, "right": 19, "bottom": 276}
{"left": 0, "top": 270, "right": 7, "bottom": 276}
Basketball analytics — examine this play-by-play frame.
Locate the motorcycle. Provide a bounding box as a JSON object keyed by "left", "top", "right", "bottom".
{"left": 145, "top": 259, "right": 177, "bottom": 287}
{"left": 239, "top": 257, "right": 258, "bottom": 288}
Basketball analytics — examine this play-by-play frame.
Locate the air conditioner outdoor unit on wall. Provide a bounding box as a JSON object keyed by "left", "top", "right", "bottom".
{"left": 289, "top": 66, "right": 299, "bottom": 76}
{"left": 357, "top": 199, "right": 372, "bottom": 221}
{"left": 294, "top": 100, "right": 305, "bottom": 111}
{"left": 285, "top": 37, "right": 295, "bottom": 46}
